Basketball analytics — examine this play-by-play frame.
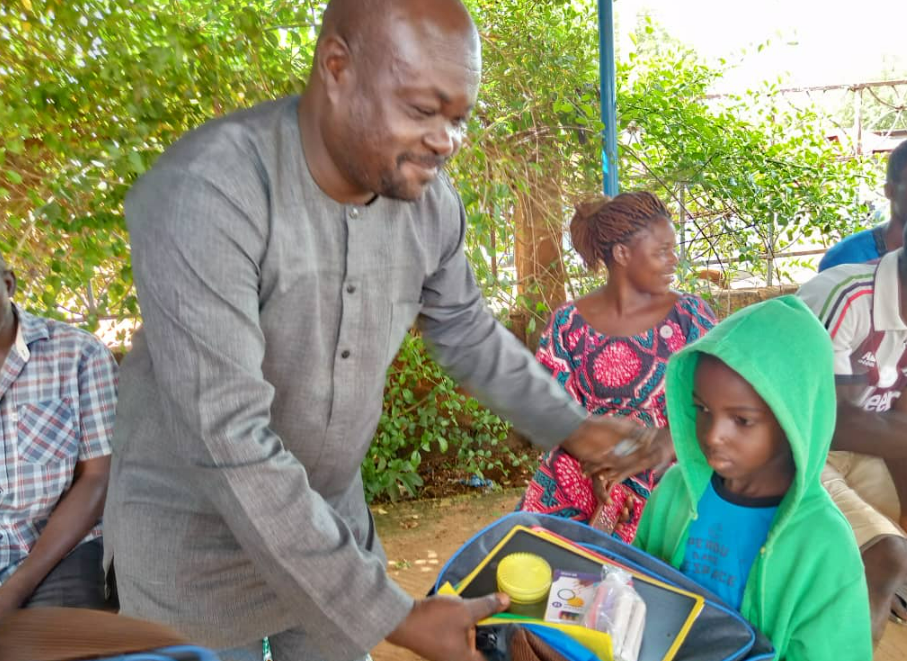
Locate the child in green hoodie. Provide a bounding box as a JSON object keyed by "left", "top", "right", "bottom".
{"left": 633, "top": 295, "right": 872, "bottom": 660}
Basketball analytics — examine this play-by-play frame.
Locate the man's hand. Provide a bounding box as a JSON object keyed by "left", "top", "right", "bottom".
{"left": 560, "top": 416, "right": 648, "bottom": 476}
{"left": 0, "top": 582, "right": 28, "bottom": 621}
{"left": 386, "top": 593, "right": 509, "bottom": 661}
{"left": 594, "top": 427, "right": 675, "bottom": 489}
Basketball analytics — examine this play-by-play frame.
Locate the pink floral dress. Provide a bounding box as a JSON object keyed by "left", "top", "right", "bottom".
{"left": 517, "top": 294, "right": 716, "bottom": 542}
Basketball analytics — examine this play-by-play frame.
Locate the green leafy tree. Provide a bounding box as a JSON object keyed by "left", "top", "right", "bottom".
{"left": 0, "top": 0, "right": 320, "bottom": 332}
{"left": 613, "top": 16, "right": 878, "bottom": 289}
{"left": 0, "top": 1, "right": 884, "bottom": 500}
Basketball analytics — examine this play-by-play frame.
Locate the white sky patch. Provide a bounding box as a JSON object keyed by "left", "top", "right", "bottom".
{"left": 614, "top": 0, "right": 906, "bottom": 91}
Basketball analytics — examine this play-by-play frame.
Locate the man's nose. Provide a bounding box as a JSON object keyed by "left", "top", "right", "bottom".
{"left": 425, "top": 123, "right": 460, "bottom": 158}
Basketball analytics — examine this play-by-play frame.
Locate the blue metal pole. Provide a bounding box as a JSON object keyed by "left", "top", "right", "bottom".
{"left": 598, "top": 0, "right": 619, "bottom": 197}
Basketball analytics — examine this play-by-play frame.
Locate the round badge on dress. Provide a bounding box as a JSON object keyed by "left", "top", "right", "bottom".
{"left": 659, "top": 325, "right": 673, "bottom": 339}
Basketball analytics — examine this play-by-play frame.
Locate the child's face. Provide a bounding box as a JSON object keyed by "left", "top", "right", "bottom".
{"left": 692, "top": 354, "right": 794, "bottom": 496}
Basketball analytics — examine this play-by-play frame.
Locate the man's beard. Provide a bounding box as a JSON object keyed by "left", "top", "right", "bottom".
{"left": 376, "top": 153, "right": 449, "bottom": 201}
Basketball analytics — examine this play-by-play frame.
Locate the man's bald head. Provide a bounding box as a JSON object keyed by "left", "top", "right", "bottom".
{"left": 319, "top": 0, "right": 479, "bottom": 68}
{"left": 304, "top": 0, "right": 482, "bottom": 202}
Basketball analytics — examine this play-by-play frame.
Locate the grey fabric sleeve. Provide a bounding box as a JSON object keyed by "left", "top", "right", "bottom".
{"left": 418, "top": 194, "right": 587, "bottom": 450}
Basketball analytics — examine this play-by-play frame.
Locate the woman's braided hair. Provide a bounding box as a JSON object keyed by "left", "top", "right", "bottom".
{"left": 570, "top": 191, "right": 671, "bottom": 271}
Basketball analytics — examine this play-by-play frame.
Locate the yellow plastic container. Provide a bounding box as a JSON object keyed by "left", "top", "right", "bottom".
{"left": 496, "top": 552, "right": 552, "bottom": 619}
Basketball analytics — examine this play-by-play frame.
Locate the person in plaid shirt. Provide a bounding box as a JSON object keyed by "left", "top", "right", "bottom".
{"left": 0, "top": 252, "right": 117, "bottom": 617}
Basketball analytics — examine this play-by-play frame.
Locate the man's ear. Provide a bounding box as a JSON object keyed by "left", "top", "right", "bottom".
{"left": 4, "top": 270, "right": 16, "bottom": 299}
{"left": 885, "top": 181, "right": 894, "bottom": 201}
{"left": 316, "top": 35, "right": 354, "bottom": 105}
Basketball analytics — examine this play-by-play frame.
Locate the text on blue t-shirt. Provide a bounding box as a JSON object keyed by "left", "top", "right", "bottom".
{"left": 680, "top": 474, "right": 781, "bottom": 610}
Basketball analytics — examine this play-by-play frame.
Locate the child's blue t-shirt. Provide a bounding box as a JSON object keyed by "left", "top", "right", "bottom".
{"left": 680, "top": 474, "right": 781, "bottom": 610}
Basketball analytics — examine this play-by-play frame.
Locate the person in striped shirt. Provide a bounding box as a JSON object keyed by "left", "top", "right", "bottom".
{"left": 798, "top": 232, "right": 907, "bottom": 643}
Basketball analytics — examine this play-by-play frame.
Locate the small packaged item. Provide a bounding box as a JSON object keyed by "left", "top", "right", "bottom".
{"left": 543, "top": 570, "right": 599, "bottom": 624}
{"left": 582, "top": 566, "right": 646, "bottom": 661}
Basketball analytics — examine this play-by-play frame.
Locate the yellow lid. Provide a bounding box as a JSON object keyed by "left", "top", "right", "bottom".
{"left": 496, "top": 553, "right": 552, "bottom": 604}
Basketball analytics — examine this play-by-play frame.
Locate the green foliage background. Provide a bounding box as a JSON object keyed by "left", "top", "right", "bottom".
{"left": 0, "top": 0, "right": 893, "bottom": 500}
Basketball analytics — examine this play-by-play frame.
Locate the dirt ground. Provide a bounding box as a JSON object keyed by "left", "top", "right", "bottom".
{"left": 369, "top": 490, "right": 907, "bottom": 661}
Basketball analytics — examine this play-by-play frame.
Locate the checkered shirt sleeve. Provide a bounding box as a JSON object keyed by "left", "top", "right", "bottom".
{"left": 77, "top": 343, "right": 118, "bottom": 460}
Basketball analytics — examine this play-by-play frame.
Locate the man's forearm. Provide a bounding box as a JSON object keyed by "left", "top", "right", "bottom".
{"left": 422, "top": 309, "right": 586, "bottom": 449}
{"left": 1, "top": 469, "right": 108, "bottom": 604}
{"left": 884, "top": 458, "right": 907, "bottom": 529}
{"left": 833, "top": 402, "right": 907, "bottom": 458}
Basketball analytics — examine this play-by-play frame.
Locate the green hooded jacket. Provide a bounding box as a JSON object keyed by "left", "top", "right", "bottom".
{"left": 634, "top": 295, "right": 872, "bottom": 660}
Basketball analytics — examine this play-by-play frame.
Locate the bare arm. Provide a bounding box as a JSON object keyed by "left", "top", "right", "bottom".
{"left": 831, "top": 385, "right": 907, "bottom": 458}
{"left": 882, "top": 391, "right": 907, "bottom": 530}
{"left": 0, "top": 457, "right": 109, "bottom": 614}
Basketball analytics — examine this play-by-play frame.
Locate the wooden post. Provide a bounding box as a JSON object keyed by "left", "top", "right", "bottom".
{"left": 677, "top": 182, "right": 688, "bottom": 277}
{"left": 512, "top": 166, "right": 567, "bottom": 350}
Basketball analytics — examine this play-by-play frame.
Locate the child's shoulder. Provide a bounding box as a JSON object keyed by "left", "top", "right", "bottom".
{"left": 772, "top": 494, "right": 864, "bottom": 570}
{"left": 645, "top": 465, "right": 690, "bottom": 515}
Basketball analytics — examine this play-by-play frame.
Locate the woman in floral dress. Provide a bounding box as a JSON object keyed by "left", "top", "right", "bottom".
{"left": 518, "top": 191, "right": 716, "bottom": 542}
